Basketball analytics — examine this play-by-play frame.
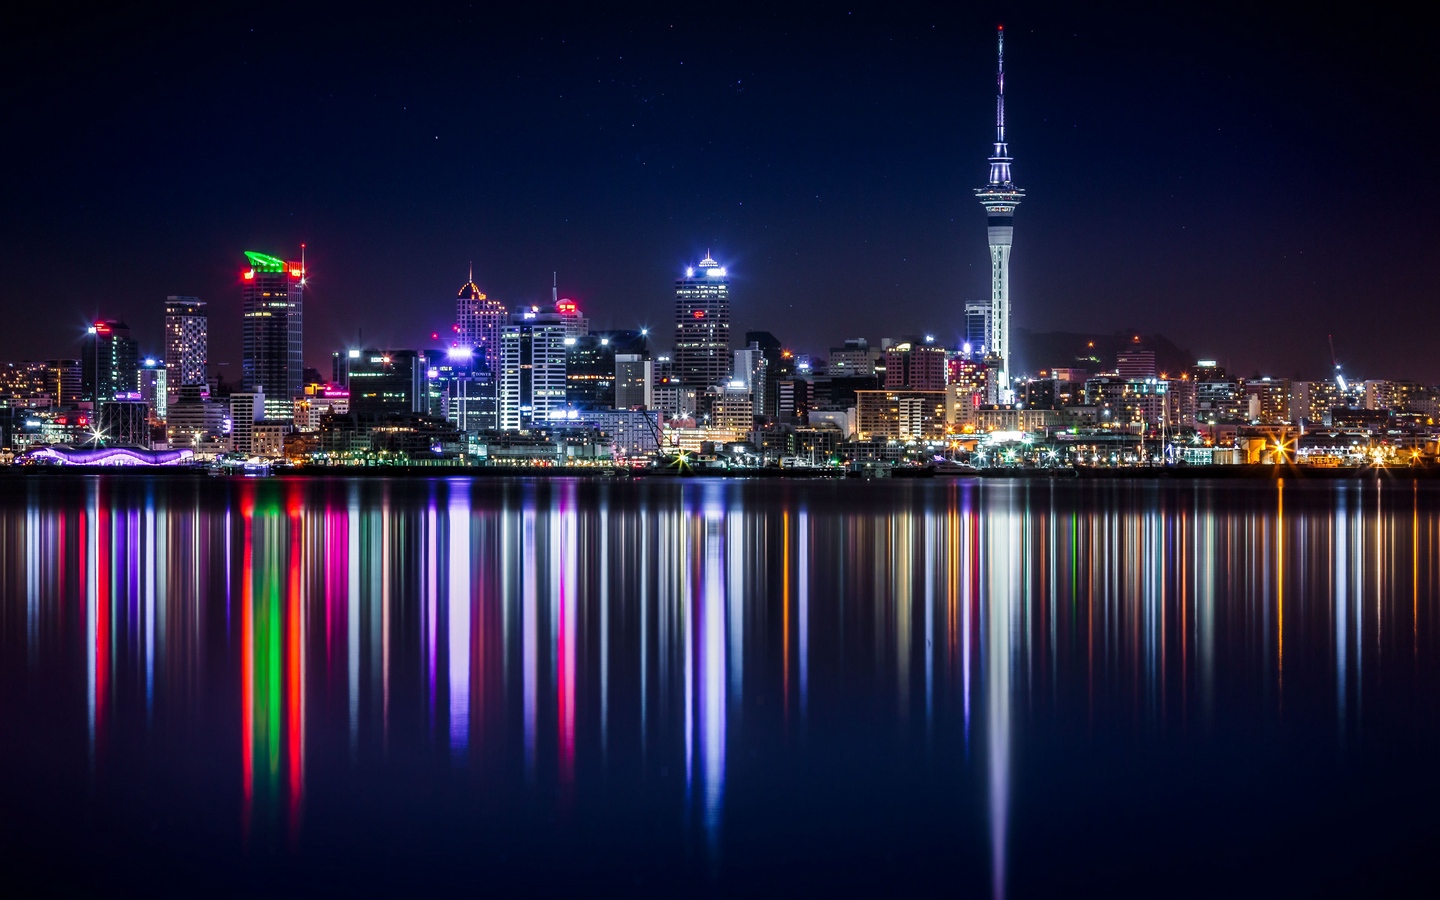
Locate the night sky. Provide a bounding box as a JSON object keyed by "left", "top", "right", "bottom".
{"left": 3, "top": 4, "right": 1437, "bottom": 381}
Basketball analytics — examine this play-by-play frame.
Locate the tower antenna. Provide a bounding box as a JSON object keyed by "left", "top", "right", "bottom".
{"left": 553, "top": 271, "right": 558, "bottom": 307}
{"left": 300, "top": 243, "right": 306, "bottom": 284}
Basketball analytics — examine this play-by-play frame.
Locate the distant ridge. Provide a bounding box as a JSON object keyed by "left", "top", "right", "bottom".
{"left": 1014, "top": 329, "right": 1194, "bottom": 378}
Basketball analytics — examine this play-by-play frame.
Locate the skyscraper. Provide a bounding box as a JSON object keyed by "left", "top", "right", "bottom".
{"left": 974, "top": 26, "right": 1024, "bottom": 401}
{"left": 455, "top": 267, "right": 507, "bottom": 370}
{"left": 81, "top": 320, "right": 139, "bottom": 403}
{"left": 164, "top": 296, "right": 207, "bottom": 389}
{"left": 963, "top": 301, "right": 990, "bottom": 358}
{"left": 499, "top": 306, "right": 568, "bottom": 431}
{"left": 674, "top": 253, "right": 731, "bottom": 388}
{"left": 240, "top": 250, "right": 304, "bottom": 418}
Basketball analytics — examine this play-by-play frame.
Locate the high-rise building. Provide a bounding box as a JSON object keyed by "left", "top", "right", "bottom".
{"left": 164, "top": 296, "right": 207, "bottom": 390}
{"left": 229, "top": 391, "right": 264, "bottom": 456}
{"left": 45, "top": 359, "right": 82, "bottom": 407}
{"left": 456, "top": 268, "right": 508, "bottom": 370}
{"left": 963, "top": 301, "right": 990, "bottom": 358}
{"left": 745, "top": 330, "right": 785, "bottom": 418}
{"left": 974, "top": 26, "right": 1024, "bottom": 402}
{"left": 500, "top": 306, "right": 568, "bottom": 431}
{"left": 883, "top": 339, "right": 947, "bottom": 391}
{"left": 139, "top": 358, "right": 167, "bottom": 423}
{"left": 240, "top": 250, "right": 304, "bottom": 418}
{"left": 1116, "top": 350, "right": 1157, "bottom": 379}
{"left": 674, "top": 253, "right": 731, "bottom": 388}
{"left": 555, "top": 298, "right": 589, "bottom": 340}
{"left": 566, "top": 330, "right": 646, "bottom": 409}
{"left": 347, "top": 350, "right": 426, "bottom": 418}
{"left": 615, "top": 354, "right": 653, "bottom": 410}
{"left": 81, "top": 320, "right": 139, "bottom": 403}
{"left": 828, "top": 339, "right": 874, "bottom": 377}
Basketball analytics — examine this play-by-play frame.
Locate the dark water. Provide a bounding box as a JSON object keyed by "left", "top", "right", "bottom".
{"left": 1, "top": 475, "right": 1438, "bottom": 896}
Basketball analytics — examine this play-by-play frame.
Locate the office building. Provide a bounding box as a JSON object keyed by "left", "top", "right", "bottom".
{"left": 555, "top": 296, "right": 589, "bottom": 339}
{"left": 229, "top": 391, "right": 264, "bottom": 456}
{"left": 974, "top": 26, "right": 1024, "bottom": 401}
{"left": 456, "top": 269, "right": 508, "bottom": 370}
{"left": 500, "top": 306, "right": 568, "bottom": 431}
{"left": 828, "top": 339, "right": 874, "bottom": 377}
{"left": 565, "top": 330, "right": 646, "bottom": 409}
{"left": 347, "top": 350, "right": 426, "bottom": 418}
{"left": 883, "top": 339, "right": 947, "bottom": 391}
{"left": 81, "top": 320, "right": 139, "bottom": 403}
{"left": 164, "top": 296, "right": 207, "bottom": 391}
{"left": 674, "top": 253, "right": 731, "bottom": 387}
{"left": 855, "top": 390, "right": 948, "bottom": 441}
{"left": 138, "top": 358, "right": 167, "bottom": 423}
{"left": 615, "top": 353, "right": 653, "bottom": 410}
{"left": 1116, "top": 349, "right": 1157, "bottom": 380}
{"left": 963, "top": 301, "right": 990, "bottom": 357}
{"left": 45, "top": 360, "right": 82, "bottom": 407}
{"left": 240, "top": 250, "right": 304, "bottom": 417}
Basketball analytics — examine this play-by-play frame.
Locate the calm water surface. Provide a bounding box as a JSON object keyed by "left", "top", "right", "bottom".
{"left": 1, "top": 475, "right": 1438, "bottom": 896}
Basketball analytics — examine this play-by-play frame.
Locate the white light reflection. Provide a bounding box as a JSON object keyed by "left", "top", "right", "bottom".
{"left": 986, "top": 490, "right": 1018, "bottom": 900}
{"left": 700, "top": 490, "right": 727, "bottom": 859}
{"left": 347, "top": 487, "right": 360, "bottom": 754}
{"left": 449, "top": 482, "right": 471, "bottom": 754}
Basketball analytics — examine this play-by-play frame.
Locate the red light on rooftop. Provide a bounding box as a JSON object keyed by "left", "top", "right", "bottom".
{"left": 693, "top": 310, "right": 705, "bottom": 319}
{"left": 431, "top": 332, "right": 439, "bottom": 340}
{"left": 94, "top": 323, "right": 111, "bottom": 334}
{"left": 557, "top": 300, "right": 578, "bottom": 313}
{"left": 243, "top": 270, "right": 255, "bottom": 280}
{"left": 290, "top": 269, "right": 302, "bottom": 277}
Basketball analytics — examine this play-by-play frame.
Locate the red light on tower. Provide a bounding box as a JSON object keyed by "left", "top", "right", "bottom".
{"left": 243, "top": 270, "right": 255, "bottom": 280}
{"left": 557, "top": 300, "right": 578, "bottom": 314}
{"left": 693, "top": 310, "right": 705, "bottom": 319}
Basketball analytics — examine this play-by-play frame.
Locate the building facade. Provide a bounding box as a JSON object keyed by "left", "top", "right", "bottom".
{"left": 674, "top": 254, "right": 731, "bottom": 388}
{"left": 456, "top": 272, "right": 508, "bottom": 370}
{"left": 240, "top": 250, "right": 304, "bottom": 416}
{"left": 81, "top": 320, "right": 139, "bottom": 403}
{"left": 500, "top": 307, "right": 568, "bottom": 431}
{"left": 164, "top": 296, "right": 208, "bottom": 390}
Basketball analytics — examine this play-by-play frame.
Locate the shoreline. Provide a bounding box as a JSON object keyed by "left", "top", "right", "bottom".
{"left": 0, "top": 463, "right": 1433, "bottom": 480}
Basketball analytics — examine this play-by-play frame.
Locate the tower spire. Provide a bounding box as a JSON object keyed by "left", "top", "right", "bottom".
{"left": 975, "top": 24, "right": 1024, "bottom": 405}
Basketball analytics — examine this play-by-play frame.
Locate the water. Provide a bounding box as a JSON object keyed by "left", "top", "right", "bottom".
{"left": 1, "top": 475, "right": 1438, "bottom": 895}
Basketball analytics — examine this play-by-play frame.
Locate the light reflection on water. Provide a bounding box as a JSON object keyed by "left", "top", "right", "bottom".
{"left": 2, "top": 476, "right": 1440, "bottom": 894}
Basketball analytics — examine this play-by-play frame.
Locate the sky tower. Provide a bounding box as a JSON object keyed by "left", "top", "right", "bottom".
{"left": 975, "top": 25, "right": 1024, "bottom": 402}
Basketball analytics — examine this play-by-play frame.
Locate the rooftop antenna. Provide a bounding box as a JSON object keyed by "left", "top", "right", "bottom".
{"left": 552, "top": 271, "right": 558, "bottom": 307}
{"left": 469, "top": 261, "right": 473, "bottom": 283}
{"left": 300, "top": 243, "right": 307, "bottom": 284}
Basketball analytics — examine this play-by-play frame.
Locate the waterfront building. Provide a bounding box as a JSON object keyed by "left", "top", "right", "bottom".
{"left": 240, "top": 250, "right": 304, "bottom": 418}
{"left": 164, "top": 296, "right": 207, "bottom": 391}
{"left": 1243, "top": 378, "right": 1292, "bottom": 424}
{"left": 674, "top": 253, "right": 731, "bottom": 388}
{"left": 974, "top": 26, "right": 1024, "bottom": 402}
{"left": 229, "top": 390, "right": 264, "bottom": 455}
{"left": 1084, "top": 376, "right": 1169, "bottom": 427}
{"left": 500, "top": 306, "right": 568, "bottom": 431}
{"left": 854, "top": 389, "right": 947, "bottom": 441}
{"left": 166, "top": 384, "right": 230, "bottom": 454}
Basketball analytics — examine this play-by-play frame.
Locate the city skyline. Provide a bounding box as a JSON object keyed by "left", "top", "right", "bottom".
{"left": 4, "top": 7, "right": 1437, "bottom": 382}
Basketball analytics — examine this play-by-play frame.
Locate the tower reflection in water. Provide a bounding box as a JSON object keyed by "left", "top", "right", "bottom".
{"left": 6, "top": 477, "right": 1440, "bottom": 894}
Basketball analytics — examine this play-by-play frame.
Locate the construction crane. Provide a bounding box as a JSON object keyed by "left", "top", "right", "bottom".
{"left": 1328, "top": 334, "right": 1348, "bottom": 393}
